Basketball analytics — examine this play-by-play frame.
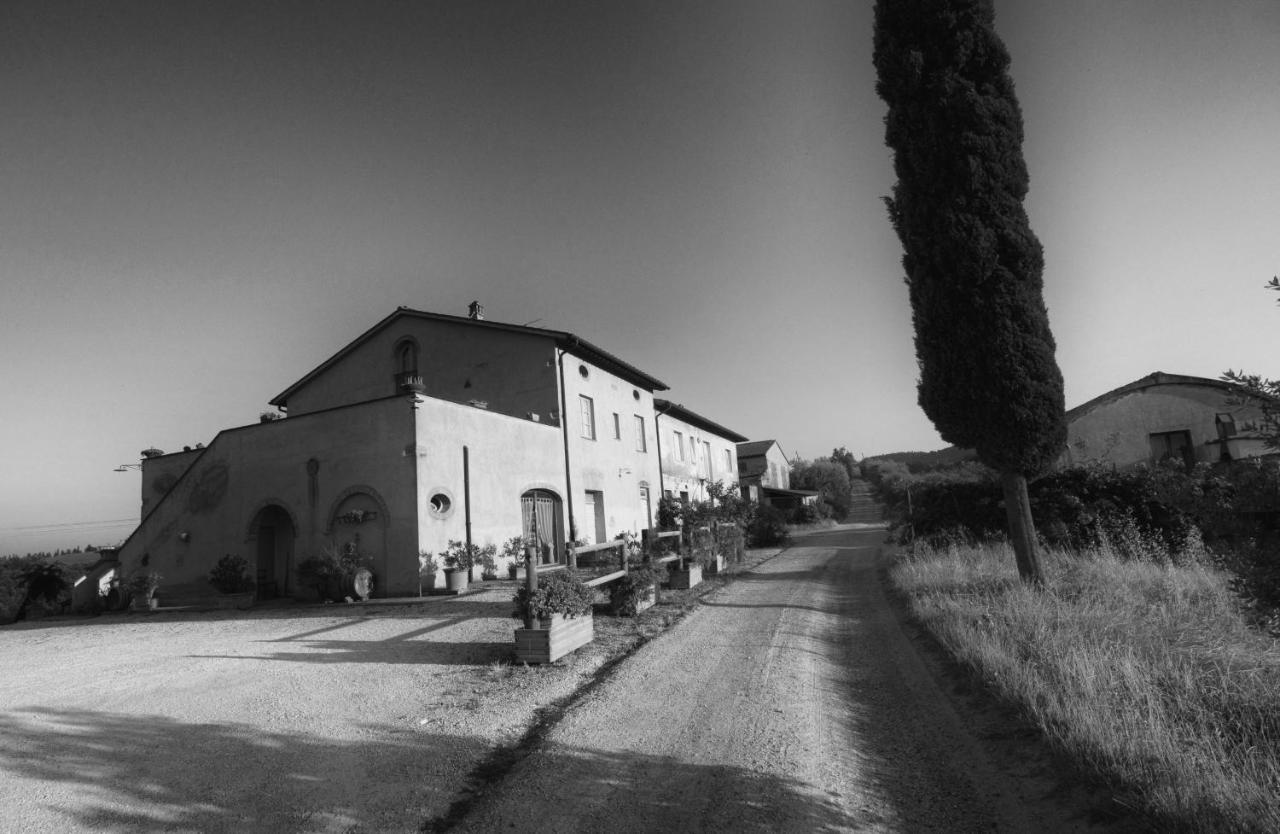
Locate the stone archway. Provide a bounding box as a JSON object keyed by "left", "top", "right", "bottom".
{"left": 325, "top": 486, "right": 390, "bottom": 598}
{"left": 248, "top": 504, "right": 296, "bottom": 599}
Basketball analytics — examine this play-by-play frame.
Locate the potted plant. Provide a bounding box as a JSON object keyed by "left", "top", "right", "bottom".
{"left": 208, "top": 554, "right": 255, "bottom": 609}
{"left": 512, "top": 570, "right": 596, "bottom": 663}
{"left": 418, "top": 551, "right": 439, "bottom": 595}
{"left": 502, "top": 536, "right": 525, "bottom": 579}
{"left": 296, "top": 540, "right": 373, "bottom": 603}
{"left": 442, "top": 539, "right": 475, "bottom": 594}
{"left": 128, "top": 571, "right": 162, "bottom": 611}
{"left": 477, "top": 543, "right": 499, "bottom": 581}
{"left": 608, "top": 565, "right": 659, "bottom": 616}
{"left": 667, "top": 532, "right": 705, "bottom": 590}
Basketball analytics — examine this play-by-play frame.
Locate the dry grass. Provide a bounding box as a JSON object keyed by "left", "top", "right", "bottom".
{"left": 891, "top": 541, "right": 1280, "bottom": 833}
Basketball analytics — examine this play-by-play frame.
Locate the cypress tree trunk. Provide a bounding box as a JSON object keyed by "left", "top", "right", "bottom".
{"left": 1000, "top": 472, "right": 1043, "bottom": 585}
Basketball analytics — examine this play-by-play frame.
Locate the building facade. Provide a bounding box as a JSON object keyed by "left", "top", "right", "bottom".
{"left": 115, "top": 305, "right": 668, "bottom": 600}
{"left": 1063, "top": 371, "right": 1271, "bottom": 469}
{"left": 653, "top": 400, "right": 748, "bottom": 503}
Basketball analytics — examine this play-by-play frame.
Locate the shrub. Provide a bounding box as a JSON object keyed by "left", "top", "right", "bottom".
{"left": 0, "top": 569, "right": 25, "bottom": 624}
{"left": 418, "top": 551, "right": 439, "bottom": 577}
{"left": 296, "top": 540, "right": 367, "bottom": 601}
{"left": 747, "top": 504, "right": 789, "bottom": 547}
{"left": 608, "top": 566, "right": 660, "bottom": 616}
{"left": 208, "top": 554, "right": 254, "bottom": 594}
{"left": 443, "top": 539, "right": 479, "bottom": 572}
{"left": 512, "top": 570, "right": 595, "bottom": 621}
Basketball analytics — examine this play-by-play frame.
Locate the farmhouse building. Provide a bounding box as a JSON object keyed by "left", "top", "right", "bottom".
{"left": 116, "top": 304, "right": 668, "bottom": 600}
{"left": 1063, "top": 371, "right": 1272, "bottom": 469}
{"left": 653, "top": 399, "right": 748, "bottom": 503}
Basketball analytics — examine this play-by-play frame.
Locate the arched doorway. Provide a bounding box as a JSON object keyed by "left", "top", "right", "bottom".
{"left": 250, "top": 505, "right": 295, "bottom": 599}
{"left": 520, "top": 489, "right": 565, "bottom": 565}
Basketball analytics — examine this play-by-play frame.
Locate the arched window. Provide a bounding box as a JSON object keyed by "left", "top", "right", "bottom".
{"left": 393, "top": 338, "right": 421, "bottom": 392}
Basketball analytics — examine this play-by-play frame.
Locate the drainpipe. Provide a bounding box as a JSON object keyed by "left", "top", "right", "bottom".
{"left": 557, "top": 347, "right": 577, "bottom": 544}
{"left": 464, "top": 445, "right": 473, "bottom": 582}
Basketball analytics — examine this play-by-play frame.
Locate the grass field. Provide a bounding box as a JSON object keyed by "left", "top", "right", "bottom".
{"left": 890, "top": 540, "right": 1280, "bottom": 833}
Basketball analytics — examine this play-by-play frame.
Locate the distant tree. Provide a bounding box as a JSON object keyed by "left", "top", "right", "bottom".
{"left": 830, "top": 447, "right": 859, "bottom": 483}
{"left": 874, "top": 0, "right": 1066, "bottom": 584}
{"left": 1222, "top": 277, "right": 1280, "bottom": 449}
{"left": 791, "top": 459, "right": 854, "bottom": 521}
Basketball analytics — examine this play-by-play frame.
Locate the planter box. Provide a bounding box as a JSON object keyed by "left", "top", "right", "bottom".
{"left": 706, "top": 554, "right": 726, "bottom": 575}
{"left": 514, "top": 612, "right": 593, "bottom": 664}
{"left": 215, "top": 592, "right": 254, "bottom": 610}
{"left": 668, "top": 564, "right": 703, "bottom": 590}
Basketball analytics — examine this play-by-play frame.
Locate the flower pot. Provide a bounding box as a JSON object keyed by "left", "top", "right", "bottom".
{"left": 131, "top": 596, "right": 156, "bottom": 612}
{"left": 444, "top": 568, "right": 468, "bottom": 594}
{"left": 634, "top": 583, "right": 657, "bottom": 613}
{"left": 707, "top": 553, "right": 726, "bottom": 575}
{"left": 514, "top": 612, "right": 593, "bottom": 664}
{"left": 668, "top": 564, "right": 703, "bottom": 590}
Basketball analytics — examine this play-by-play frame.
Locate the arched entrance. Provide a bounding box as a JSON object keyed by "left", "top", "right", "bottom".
{"left": 250, "top": 505, "right": 295, "bottom": 599}
{"left": 520, "top": 489, "right": 565, "bottom": 565}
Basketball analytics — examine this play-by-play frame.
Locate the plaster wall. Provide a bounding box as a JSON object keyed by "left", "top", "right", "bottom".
{"left": 117, "top": 396, "right": 419, "bottom": 599}
{"left": 1066, "top": 384, "right": 1265, "bottom": 468}
{"left": 285, "top": 317, "right": 561, "bottom": 424}
{"left": 559, "top": 353, "right": 663, "bottom": 543}
{"left": 655, "top": 412, "right": 740, "bottom": 501}
{"left": 411, "top": 396, "right": 566, "bottom": 585}
{"left": 138, "top": 449, "right": 202, "bottom": 518}
{"left": 740, "top": 445, "right": 791, "bottom": 490}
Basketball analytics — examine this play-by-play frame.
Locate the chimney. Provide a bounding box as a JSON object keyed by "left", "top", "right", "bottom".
{"left": 467, "top": 300, "right": 484, "bottom": 321}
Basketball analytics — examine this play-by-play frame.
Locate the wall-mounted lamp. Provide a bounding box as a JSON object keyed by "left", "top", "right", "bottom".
{"left": 113, "top": 464, "right": 143, "bottom": 472}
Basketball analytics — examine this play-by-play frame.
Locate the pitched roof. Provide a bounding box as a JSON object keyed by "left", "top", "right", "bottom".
{"left": 653, "top": 399, "right": 748, "bottom": 443}
{"left": 1066, "top": 371, "right": 1257, "bottom": 421}
{"left": 271, "top": 306, "right": 669, "bottom": 407}
{"left": 736, "top": 439, "right": 778, "bottom": 458}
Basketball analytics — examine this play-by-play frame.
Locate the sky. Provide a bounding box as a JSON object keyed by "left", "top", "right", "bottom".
{"left": 3, "top": 0, "right": 1279, "bottom": 555}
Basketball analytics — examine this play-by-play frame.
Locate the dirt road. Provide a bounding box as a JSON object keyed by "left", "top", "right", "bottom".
{"left": 452, "top": 526, "right": 1110, "bottom": 833}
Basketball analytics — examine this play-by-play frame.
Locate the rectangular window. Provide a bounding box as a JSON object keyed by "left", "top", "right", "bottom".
{"left": 689, "top": 436, "right": 698, "bottom": 462}
{"left": 674, "top": 430, "right": 685, "bottom": 461}
{"left": 635, "top": 415, "right": 646, "bottom": 452}
{"left": 724, "top": 448, "right": 733, "bottom": 472}
{"left": 612, "top": 412, "right": 621, "bottom": 440}
{"left": 704, "top": 441, "right": 712, "bottom": 478}
{"left": 1149, "top": 430, "right": 1193, "bottom": 467}
{"left": 580, "top": 395, "right": 596, "bottom": 440}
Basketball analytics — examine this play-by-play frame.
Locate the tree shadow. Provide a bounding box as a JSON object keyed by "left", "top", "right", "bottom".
{"left": 450, "top": 741, "right": 878, "bottom": 833}
{"left": 0, "top": 707, "right": 487, "bottom": 833}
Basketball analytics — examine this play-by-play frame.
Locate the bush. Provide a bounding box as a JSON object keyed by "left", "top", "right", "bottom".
{"left": 608, "top": 566, "right": 660, "bottom": 616}
{"left": 296, "top": 540, "right": 368, "bottom": 602}
{"left": 747, "top": 504, "right": 790, "bottom": 547}
{"left": 512, "top": 570, "right": 595, "bottom": 621}
{"left": 208, "top": 554, "right": 254, "bottom": 594}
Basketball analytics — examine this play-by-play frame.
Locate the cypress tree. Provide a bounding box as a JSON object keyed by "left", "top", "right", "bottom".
{"left": 873, "top": 0, "right": 1066, "bottom": 583}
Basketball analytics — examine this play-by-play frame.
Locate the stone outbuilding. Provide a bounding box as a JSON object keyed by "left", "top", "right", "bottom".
{"left": 1063, "top": 371, "right": 1273, "bottom": 469}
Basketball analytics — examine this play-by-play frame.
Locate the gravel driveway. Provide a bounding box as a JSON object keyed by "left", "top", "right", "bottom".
{"left": 0, "top": 584, "right": 609, "bottom": 834}
{"left": 451, "top": 526, "right": 1132, "bottom": 833}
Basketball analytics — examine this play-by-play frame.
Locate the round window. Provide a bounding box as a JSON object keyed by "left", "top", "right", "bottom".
{"left": 579, "top": 364, "right": 589, "bottom": 378}
{"left": 632, "top": 389, "right": 641, "bottom": 400}
{"left": 428, "top": 490, "right": 454, "bottom": 518}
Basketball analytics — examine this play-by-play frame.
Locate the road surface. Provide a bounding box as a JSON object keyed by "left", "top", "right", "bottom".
{"left": 452, "top": 525, "right": 1113, "bottom": 833}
